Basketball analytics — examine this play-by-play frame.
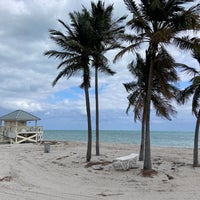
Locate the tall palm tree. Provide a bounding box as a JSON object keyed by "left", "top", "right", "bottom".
{"left": 177, "top": 38, "right": 200, "bottom": 167}
{"left": 124, "top": 49, "right": 179, "bottom": 161}
{"left": 44, "top": 9, "right": 93, "bottom": 162}
{"left": 178, "top": 74, "right": 200, "bottom": 167}
{"left": 115, "top": 0, "right": 200, "bottom": 170}
{"left": 89, "top": 1, "right": 126, "bottom": 155}
{"left": 123, "top": 54, "right": 147, "bottom": 162}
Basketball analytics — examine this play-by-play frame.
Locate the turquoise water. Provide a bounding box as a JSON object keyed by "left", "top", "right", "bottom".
{"left": 44, "top": 130, "right": 195, "bottom": 148}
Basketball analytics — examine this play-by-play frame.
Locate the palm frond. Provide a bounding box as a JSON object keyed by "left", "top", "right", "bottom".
{"left": 113, "top": 43, "right": 141, "bottom": 63}
{"left": 152, "top": 95, "right": 177, "bottom": 120}
{"left": 124, "top": 0, "right": 141, "bottom": 16}
{"left": 44, "top": 50, "right": 76, "bottom": 60}
{"left": 174, "top": 36, "right": 195, "bottom": 50}
{"left": 58, "top": 19, "right": 76, "bottom": 39}
{"left": 123, "top": 81, "right": 138, "bottom": 93}
{"left": 178, "top": 63, "right": 198, "bottom": 76}
{"left": 177, "top": 84, "right": 196, "bottom": 104}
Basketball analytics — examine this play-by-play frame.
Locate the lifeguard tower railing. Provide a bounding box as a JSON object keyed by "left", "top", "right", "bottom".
{"left": 0, "top": 125, "right": 43, "bottom": 144}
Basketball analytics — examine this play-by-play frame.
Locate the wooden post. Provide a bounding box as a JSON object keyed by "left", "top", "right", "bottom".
{"left": 44, "top": 143, "right": 50, "bottom": 153}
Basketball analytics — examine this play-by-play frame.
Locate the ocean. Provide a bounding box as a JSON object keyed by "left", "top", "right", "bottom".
{"left": 43, "top": 130, "right": 195, "bottom": 148}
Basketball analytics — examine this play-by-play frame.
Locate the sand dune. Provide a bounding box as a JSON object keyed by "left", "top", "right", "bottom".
{"left": 0, "top": 141, "right": 199, "bottom": 200}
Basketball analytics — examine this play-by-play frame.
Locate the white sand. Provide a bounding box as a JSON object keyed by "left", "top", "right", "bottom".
{"left": 0, "top": 141, "right": 199, "bottom": 200}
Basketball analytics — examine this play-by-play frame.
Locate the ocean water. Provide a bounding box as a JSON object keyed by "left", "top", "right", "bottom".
{"left": 43, "top": 130, "right": 195, "bottom": 148}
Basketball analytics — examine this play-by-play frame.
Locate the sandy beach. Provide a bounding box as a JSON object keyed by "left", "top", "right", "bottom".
{"left": 0, "top": 141, "right": 199, "bottom": 200}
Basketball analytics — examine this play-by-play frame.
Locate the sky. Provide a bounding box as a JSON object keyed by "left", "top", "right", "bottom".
{"left": 0, "top": 0, "right": 199, "bottom": 131}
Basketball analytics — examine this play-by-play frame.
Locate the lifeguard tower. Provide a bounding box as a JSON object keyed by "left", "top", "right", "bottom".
{"left": 0, "top": 110, "right": 43, "bottom": 144}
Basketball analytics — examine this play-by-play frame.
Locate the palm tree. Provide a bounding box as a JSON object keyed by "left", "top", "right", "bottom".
{"left": 123, "top": 54, "right": 147, "bottom": 161}
{"left": 115, "top": 0, "right": 200, "bottom": 170}
{"left": 177, "top": 38, "right": 200, "bottom": 167}
{"left": 44, "top": 9, "right": 93, "bottom": 162}
{"left": 124, "top": 49, "right": 179, "bottom": 161}
{"left": 89, "top": 1, "right": 126, "bottom": 155}
{"left": 178, "top": 75, "right": 200, "bottom": 167}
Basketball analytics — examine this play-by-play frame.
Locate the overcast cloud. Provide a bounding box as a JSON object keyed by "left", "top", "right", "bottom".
{"left": 0, "top": 0, "right": 199, "bottom": 131}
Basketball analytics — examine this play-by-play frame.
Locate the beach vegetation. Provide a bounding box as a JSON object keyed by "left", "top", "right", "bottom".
{"left": 177, "top": 37, "right": 200, "bottom": 167}
{"left": 115, "top": 0, "right": 200, "bottom": 170}
{"left": 43, "top": 0, "right": 200, "bottom": 166}
{"left": 44, "top": 9, "right": 93, "bottom": 162}
{"left": 124, "top": 51, "right": 179, "bottom": 161}
{"left": 89, "top": 1, "right": 126, "bottom": 156}
{"left": 43, "top": 1, "right": 125, "bottom": 161}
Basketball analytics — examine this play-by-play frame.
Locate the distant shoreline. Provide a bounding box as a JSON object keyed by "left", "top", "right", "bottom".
{"left": 43, "top": 130, "right": 195, "bottom": 148}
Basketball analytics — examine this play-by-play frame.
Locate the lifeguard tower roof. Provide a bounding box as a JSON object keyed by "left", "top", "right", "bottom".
{"left": 0, "top": 110, "right": 40, "bottom": 121}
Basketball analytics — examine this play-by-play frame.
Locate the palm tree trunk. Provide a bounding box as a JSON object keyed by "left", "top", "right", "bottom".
{"left": 143, "top": 49, "right": 155, "bottom": 170}
{"left": 84, "top": 86, "right": 92, "bottom": 162}
{"left": 193, "top": 110, "right": 200, "bottom": 167}
{"left": 139, "top": 109, "right": 146, "bottom": 161}
{"left": 144, "top": 93, "right": 152, "bottom": 170}
{"left": 95, "top": 67, "right": 100, "bottom": 156}
{"left": 144, "top": 122, "right": 152, "bottom": 170}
